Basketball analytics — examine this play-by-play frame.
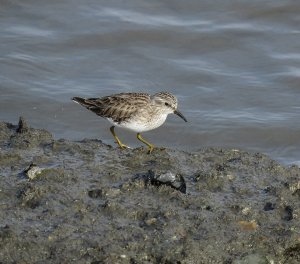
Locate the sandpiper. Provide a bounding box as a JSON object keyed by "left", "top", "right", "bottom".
{"left": 72, "top": 92, "right": 187, "bottom": 153}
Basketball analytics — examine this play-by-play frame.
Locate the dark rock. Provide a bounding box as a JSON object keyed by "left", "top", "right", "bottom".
{"left": 283, "top": 244, "right": 300, "bottom": 263}
{"left": 264, "top": 202, "right": 276, "bottom": 211}
{"left": 145, "top": 169, "right": 186, "bottom": 194}
{"left": 0, "top": 120, "right": 300, "bottom": 263}
{"left": 9, "top": 117, "right": 53, "bottom": 148}
{"left": 16, "top": 116, "right": 29, "bottom": 133}
{"left": 88, "top": 189, "right": 103, "bottom": 199}
{"left": 281, "top": 205, "right": 293, "bottom": 221}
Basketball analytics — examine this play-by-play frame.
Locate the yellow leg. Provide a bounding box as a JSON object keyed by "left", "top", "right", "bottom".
{"left": 137, "top": 133, "right": 154, "bottom": 154}
{"left": 110, "top": 126, "right": 130, "bottom": 149}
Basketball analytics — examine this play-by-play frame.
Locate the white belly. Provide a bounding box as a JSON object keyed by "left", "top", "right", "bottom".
{"left": 107, "top": 113, "right": 168, "bottom": 133}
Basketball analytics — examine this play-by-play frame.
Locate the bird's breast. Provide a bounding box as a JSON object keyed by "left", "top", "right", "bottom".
{"left": 108, "top": 111, "right": 168, "bottom": 133}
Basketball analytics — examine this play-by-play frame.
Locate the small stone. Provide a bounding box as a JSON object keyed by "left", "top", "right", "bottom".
{"left": 24, "top": 163, "right": 42, "bottom": 180}
{"left": 227, "top": 174, "right": 235, "bottom": 181}
{"left": 242, "top": 207, "right": 251, "bottom": 215}
{"left": 145, "top": 218, "right": 157, "bottom": 226}
{"left": 238, "top": 220, "right": 258, "bottom": 231}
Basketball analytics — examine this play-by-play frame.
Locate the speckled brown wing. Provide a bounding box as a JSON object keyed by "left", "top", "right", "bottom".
{"left": 73, "top": 93, "right": 151, "bottom": 123}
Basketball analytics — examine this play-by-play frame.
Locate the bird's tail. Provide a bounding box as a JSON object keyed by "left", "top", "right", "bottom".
{"left": 72, "top": 96, "right": 85, "bottom": 104}
{"left": 72, "top": 97, "right": 94, "bottom": 108}
{"left": 72, "top": 97, "right": 104, "bottom": 115}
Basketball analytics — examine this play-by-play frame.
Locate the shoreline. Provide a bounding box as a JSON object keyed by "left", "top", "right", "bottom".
{"left": 0, "top": 117, "right": 299, "bottom": 263}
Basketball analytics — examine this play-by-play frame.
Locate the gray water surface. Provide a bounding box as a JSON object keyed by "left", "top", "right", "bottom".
{"left": 1, "top": 0, "right": 300, "bottom": 165}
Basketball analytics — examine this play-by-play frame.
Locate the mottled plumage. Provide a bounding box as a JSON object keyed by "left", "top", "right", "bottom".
{"left": 72, "top": 92, "right": 187, "bottom": 153}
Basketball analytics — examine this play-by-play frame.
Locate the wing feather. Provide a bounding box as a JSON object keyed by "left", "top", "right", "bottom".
{"left": 73, "top": 93, "right": 151, "bottom": 123}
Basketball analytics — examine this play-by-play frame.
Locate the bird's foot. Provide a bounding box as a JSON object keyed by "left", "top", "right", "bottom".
{"left": 118, "top": 143, "right": 131, "bottom": 149}
{"left": 147, "top": 145, "right": 154, "bottom": 154}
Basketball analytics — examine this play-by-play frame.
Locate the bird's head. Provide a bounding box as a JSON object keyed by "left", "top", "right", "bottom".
{"left": 152, "top": 92, "right": 187, "bottom": 122}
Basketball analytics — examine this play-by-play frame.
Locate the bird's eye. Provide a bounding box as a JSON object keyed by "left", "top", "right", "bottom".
{"left": 165, "top": 102, "right": 169, "bottom": 106}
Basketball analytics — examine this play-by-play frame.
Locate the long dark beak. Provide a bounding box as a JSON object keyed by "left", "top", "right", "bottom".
{"left": 174, "top": 110, "right": 187, "bottom": 122}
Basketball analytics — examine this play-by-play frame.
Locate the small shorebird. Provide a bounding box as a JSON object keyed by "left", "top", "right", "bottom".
{"left": 72, "top": 92, "right": 187, "bottom": 153}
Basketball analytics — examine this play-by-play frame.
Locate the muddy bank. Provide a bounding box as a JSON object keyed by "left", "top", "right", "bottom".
{"left": 0, "top": 118, "right": 299, "bottom": 264}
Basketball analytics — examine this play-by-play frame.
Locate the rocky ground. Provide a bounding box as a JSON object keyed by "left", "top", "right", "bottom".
{"left": 0, "top": 117, "right": 300, "bottom": 264}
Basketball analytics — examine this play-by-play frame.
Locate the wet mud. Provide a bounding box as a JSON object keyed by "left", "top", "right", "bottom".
{"left": 0, "top": 118, "right": 300, "bottom": 264}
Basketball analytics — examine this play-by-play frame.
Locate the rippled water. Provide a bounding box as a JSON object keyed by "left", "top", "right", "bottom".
{"left": 1, "top": 0, "right": 300, "bottom": 165}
